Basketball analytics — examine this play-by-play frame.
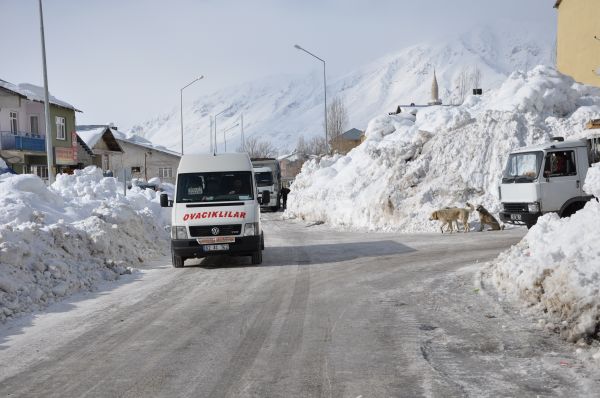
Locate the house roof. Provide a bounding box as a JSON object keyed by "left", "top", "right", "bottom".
{"left": 340, "top": 128, "right": 364, "bottom": 141}
{"left": 115, "top": 133, "right": 181, "bottom": 157}
{"left": 78, "top": 124, "right": 181, "bottom": 157}
{"left": 0, "top": 79, "right": 27, "bottom": 98}
{"left": 0, "top": 78, "right": 81, "bottom": 112}
{"left": 76, "top": 125, "right": 123, "bottom": 152}
{"left": 554, "top": 0, "right": 562, "bottom": 8}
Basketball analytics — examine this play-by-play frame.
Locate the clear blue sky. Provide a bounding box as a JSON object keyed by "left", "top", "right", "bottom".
{"left": 0, "top": 0, "right": 557, "bottom": 129}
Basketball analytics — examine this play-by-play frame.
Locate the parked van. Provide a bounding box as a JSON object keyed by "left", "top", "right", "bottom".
{"left": 160, "top": 153, "right": 270, "bottom": 267}
{"left": 499, "top": 134, "right": 600, "bottom": 228}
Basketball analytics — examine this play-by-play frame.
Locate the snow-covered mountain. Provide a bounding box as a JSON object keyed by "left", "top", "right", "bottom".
{"left": 131, "top": 24, "right": 553, "bottom": 154}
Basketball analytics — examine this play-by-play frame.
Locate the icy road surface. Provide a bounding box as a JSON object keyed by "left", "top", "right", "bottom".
{"left": 0, "top": 213, "right": 598, "bottom": 397}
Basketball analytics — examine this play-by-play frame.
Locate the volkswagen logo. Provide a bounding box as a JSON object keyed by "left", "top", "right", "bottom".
{"left": 211, "top": 227, "right": 220, "bottom": 236}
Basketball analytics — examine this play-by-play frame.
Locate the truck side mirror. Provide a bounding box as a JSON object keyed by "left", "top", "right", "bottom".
{"left": 160, "top": 193, "right": 171, "bottom": 207}
{"left": 261, "top": 190, "right": 270, "bottom": 205}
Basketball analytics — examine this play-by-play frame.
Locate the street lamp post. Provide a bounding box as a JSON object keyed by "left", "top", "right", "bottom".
{"left": 294, "top": 44, "right": 328, "bottom": 154}
{"left": 213, "top": 108, "right": 228, "bottom": 153}
{"left": 222, "top": 123, "right": 240, "bottom": 152}
{"left": 38, "top": 0, "right": 54, "bottom": 183}
{"left": 180, "top": 75, "right": 204, "bottom": 155}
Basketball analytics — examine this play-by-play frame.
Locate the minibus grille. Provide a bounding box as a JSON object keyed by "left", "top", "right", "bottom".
{"left": 188, "top": 224, "right": 242, "bottom": 237}
{"left": 503, "top": 203, "right": 529, "bottom": 213}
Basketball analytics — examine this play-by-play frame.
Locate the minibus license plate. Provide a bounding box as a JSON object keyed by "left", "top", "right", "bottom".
{"left": 204, "top": 244, "right": 229, "bottom": 251}
{"left": 510, "top": 214, "right": 522, "bottom": 221}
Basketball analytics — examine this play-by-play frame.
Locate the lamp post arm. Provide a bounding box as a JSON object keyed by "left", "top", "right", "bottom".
{"left": 295, "top": 46, "right": 325, "bottom": 63}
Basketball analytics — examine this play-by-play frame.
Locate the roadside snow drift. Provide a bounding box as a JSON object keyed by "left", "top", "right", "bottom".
{"left": 0, "top": 167, "right": 169, "bottom": 322}
{"left": 286, "top": 66, "right": 600, "bottom": 232}
{"left": 484, "top": 165, "right": 600, "bottom": 343}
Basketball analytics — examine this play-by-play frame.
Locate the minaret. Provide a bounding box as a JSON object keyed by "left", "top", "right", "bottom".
{"left": 429, "top": 69, "right": 442, "bottom": 105}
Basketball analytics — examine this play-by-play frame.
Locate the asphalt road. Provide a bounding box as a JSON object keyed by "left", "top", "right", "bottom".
{"left": 0, "top": 214, "right": 598, "bottom": 397}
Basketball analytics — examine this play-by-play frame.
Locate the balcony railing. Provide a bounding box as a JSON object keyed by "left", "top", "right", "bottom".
{"left": 0, "top": 131, "right": 46, "bottom": 152}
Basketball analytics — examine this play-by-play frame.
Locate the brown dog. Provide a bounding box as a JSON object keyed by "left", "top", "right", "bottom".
{"left": 475, "top": 204, "right": 504, "bottom": 231}
{"left": 430, "top": 203, "right": 474, "bottom": 233}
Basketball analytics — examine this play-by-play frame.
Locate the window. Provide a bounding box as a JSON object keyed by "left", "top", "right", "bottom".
{"left": 30, "top": 115, "right": 39, "bottom": 135}
{"left": 176, "top": 171, "right": 254, "bottom": 203}
{"left": 159, "top": 167, "right": 173, "bottom": 178}
{"left": 9, "top": 111, "right": 18, "bottom": 134}
{"left": 56, "top": 116, "right": 66, "bottom": 140}
{"left": 254, "top": 171, "right": 273, "bottom": 187}
{"left": 131, "top": 166, "right": 141, "bottom": 173}
{"left": 29, "top": 165, "right": 48, "bottom": 179}
{"left": 502, "top": 151, "right": 543, "bottom": 183}
{"left": 544, "top": 151, "right": 577, "bottom": 178}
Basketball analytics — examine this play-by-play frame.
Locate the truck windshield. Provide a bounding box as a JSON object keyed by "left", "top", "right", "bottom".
{"left": 176, "top": 171, "right": 254, "bottom": 203}
{"left": 503, "top": 151, "right": 543, "bottom": 183}
{"left": 254, "top": 172, "right": 273, "bottom": 187}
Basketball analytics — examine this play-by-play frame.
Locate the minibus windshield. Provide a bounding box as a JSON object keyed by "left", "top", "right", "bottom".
{"left": 176, "top": 171, "right": 254, "bottom": 203}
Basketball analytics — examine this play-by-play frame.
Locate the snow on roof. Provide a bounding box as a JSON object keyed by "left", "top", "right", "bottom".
{"left": 0, "top": 78, "right": 80, "bottom": 112}
{"left": 76, "top": 124, "right": 177, "bottom": 156}
{"left": 110, "top": 127, "right": 181, "bottom": 157}
{"left": 76, "top": 126, "right": 107, "bottom": 149}
{"left": 0, "top": 79, "right": 26, "bottom": 98}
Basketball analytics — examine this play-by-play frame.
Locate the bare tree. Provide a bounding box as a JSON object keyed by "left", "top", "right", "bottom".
{"left": 454, "top": 67, "right": 470, "bottom": 105}
{"left": 294, "top": 134, "right": 327, "bottom": 156}
{"left": 308, "top": 136, "right": 327, "bottom": 155}
{"left": 325, "top": 97, "right": 349, "bottom": 150}
{"left": 470, "top": 66, "right": 482, "bottom": 90}
{"left": 295, "top": 135, "right": 308, "bottom": 154}
{"left": 239, "top": 136, "right": 277, "bottom": 158}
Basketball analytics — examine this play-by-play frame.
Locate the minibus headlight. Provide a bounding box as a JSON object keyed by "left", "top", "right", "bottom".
{"left": 244, "top": 223, "right": 258, "bottom": 236}
{"left": 171, "top": 226, "right": 188, "bottom": 239}
{"left": 528, "top": 202, "right": 540, "bottom": 213}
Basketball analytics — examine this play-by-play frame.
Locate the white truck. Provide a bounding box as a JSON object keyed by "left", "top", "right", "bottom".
{"left": 499, "top": 134, "right": 600, "bottom": 228}
{"left": 160, "top": 153, "right": 270, "bottom": 267}
{"left": 251, "top": 158, "right": 281, "bottom": 211}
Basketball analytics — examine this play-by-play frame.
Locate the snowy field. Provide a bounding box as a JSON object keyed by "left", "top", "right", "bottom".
{"left": 0, "top": 167, "right": 170, "bottom": 322}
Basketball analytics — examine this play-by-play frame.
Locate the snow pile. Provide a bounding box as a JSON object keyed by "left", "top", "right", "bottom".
{"left": 484, "top": 165, "right": 600, "bottom": 342}
{"left": 0, "top": 167, "right": 170, "bottom": 322}
{"left": 286, "top": 66, "right": 600, "bottom": 232}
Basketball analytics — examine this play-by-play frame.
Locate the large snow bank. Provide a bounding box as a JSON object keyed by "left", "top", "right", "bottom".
{"left": 483, "top": 165, "right": 600, "bottom": 343}
{"left": 286, "top": 66, "right": 600, "bottom": 232}
{"left": 0, "top": 167, "right": 170, "bottom": 322}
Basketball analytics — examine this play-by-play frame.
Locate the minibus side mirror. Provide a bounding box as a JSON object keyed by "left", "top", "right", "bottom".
{"left": 160, "top": 193, "right": 171, "bottom": 207}
{"left": 261, "top": 190, "right": 270, "bottom": 205}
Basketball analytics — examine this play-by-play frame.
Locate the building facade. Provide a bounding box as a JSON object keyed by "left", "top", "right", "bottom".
{"left": 77, "top": 125, "right": 181, "bottom": 184}
{"left": 115, "top": 139, "right": 180, "bottom": 184}
{"left": 0, "top": 79, "right": 81, "bottom": 177}
{"left": 331, "top": 128, "right": 365, "bottom": 155}
{"left": 555, "top": 0, "right": 600, "bottom": 87}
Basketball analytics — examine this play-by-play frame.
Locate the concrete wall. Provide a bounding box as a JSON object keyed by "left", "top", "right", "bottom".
{"left": 110, "top": 140, "right": 180, "bottom": 184}
{"left": 556, "top": 0, "right": 600, "bottom": 87}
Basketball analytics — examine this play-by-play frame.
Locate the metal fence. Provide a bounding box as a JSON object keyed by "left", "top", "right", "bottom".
{"left": 0, "top": 131, "right": 46, "bottom": 152}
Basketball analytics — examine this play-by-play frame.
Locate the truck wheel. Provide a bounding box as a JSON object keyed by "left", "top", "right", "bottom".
{"left": 251, "top": 249, "right": 262, "bottom": 265}
{"left": 172, "top": 253, "right": 184, "bottom": 268}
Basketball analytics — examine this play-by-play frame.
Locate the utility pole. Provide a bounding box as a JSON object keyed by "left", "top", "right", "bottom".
{"left": 240, "top": 113, "right": 244, "bottom": 151}
{"left": 38, "top": 0, "right": 54, "bottom": 183}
